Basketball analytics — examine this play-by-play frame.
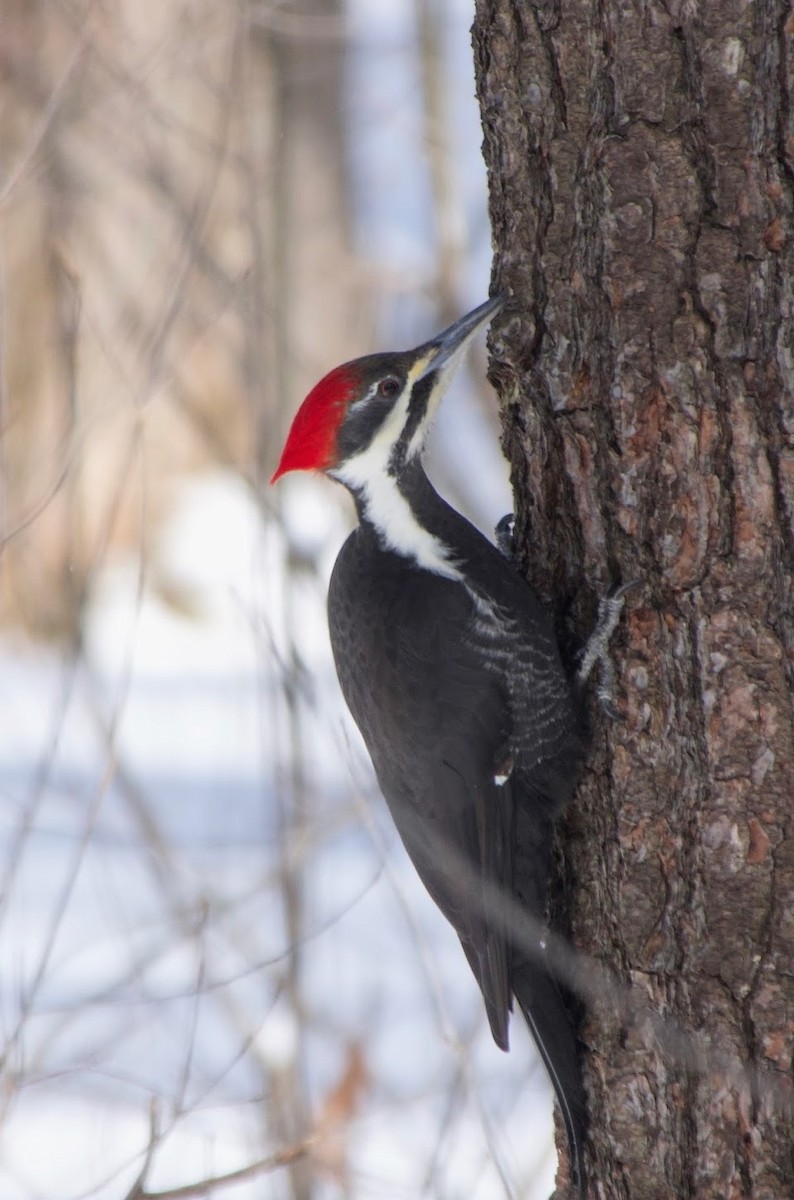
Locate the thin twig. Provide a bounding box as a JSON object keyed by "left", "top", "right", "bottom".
{"left": 126, "top": 1136, "right": 314, "bottom": 1200}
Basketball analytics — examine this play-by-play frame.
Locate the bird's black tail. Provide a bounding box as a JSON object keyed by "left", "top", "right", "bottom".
{"left": 512, "top": 955, "right": 587, "bottom": 1198}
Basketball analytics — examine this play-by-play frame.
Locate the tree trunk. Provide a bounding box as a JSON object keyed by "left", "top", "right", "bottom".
{"left": 472, "top": 2, "right": 794, "bottom": 1198}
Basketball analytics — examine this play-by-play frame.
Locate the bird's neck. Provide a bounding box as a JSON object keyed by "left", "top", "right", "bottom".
{"left": 350, "top": 457, "right": 463, "bottom": 581}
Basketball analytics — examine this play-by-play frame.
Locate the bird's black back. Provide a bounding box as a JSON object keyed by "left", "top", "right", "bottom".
{"left": 327, "top": 464, "right": 587, "bottom": 1191}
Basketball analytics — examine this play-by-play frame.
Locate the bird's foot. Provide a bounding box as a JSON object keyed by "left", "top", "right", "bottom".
{"left": 576, "top": 581, "right": 637, "bottom": 719}
{"left": 495, "top": 513, "right": 516, "bottom": 561}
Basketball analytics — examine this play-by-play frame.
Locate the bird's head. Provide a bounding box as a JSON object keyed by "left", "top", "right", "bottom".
{"left": 270, "top": 296, "right": 505, "bottom": 488}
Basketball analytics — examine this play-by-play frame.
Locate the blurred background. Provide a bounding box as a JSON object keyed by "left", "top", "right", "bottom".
{"left": 0, "top": 2, "right": 555, "bottom": 1196}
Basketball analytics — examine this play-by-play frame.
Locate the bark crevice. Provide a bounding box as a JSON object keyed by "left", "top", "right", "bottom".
{"left": 474, "top": 0, "right": 794, "bottom": 1195}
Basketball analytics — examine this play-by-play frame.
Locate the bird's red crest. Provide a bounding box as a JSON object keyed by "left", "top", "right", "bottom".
{"left": 270, "top": 364, "right": 358, "bottom": 483}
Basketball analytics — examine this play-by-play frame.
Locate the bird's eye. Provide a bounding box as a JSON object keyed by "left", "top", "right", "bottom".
{"left": 378, "top": 376, "right": 400, "bottom": 399}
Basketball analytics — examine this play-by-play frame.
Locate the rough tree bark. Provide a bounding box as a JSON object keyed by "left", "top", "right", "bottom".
{"left": 472, "top": 2, "right": 793, "bottom": 1198}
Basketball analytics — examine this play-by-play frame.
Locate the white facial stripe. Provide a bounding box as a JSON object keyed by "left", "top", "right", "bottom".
{"left": 331, "top": 350, "right": 466, "bottom": 579}
{"left": 334, "top": 413, "right": 462, "bottom": 580}
{"left": 352, "top": 377, "right": 384, "bottom": 410}
{"left": 405, "top": 343, "right": 469, "bottom": 461}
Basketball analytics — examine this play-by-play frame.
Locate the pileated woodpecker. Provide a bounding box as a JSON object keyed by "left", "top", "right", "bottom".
{"left": 272, "top": 296, "right": 626, "bottom": 1195}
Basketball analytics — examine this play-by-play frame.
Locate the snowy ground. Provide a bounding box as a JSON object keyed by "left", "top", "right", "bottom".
{"left": 0, "top": 470, "right": 558, "bottom": 1200}
{"left": 0, "top": 2, "right": 562, "bottom": 1195}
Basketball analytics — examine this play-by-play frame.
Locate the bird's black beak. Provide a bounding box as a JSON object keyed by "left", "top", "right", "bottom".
{"left": 416, "top": 294, "right": 507, "bottom": 381}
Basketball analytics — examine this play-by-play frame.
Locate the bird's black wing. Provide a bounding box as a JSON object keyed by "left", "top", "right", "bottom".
{"left": 329, "top": 531, "right": 587, "bottom": 1193}
{"left": 328, "top": 534, "right": 519, "bottom": 1046}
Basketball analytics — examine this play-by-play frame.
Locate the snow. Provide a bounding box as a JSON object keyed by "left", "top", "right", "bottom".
{"left": 0, "top": 3, "right": 557, "bottom": 1197}
{"left": 0, "top": 464, "right": 556, "bottom": 1200}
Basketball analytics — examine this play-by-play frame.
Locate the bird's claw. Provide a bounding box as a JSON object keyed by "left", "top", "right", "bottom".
{"left": 495, "top": 513, "right": 516, "bottom": 561}
{"left": 605, "top": 579, "right": 640, "bottom": 603}
{"left": 577, "top": 580, "right": 638, "bottom": 717}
